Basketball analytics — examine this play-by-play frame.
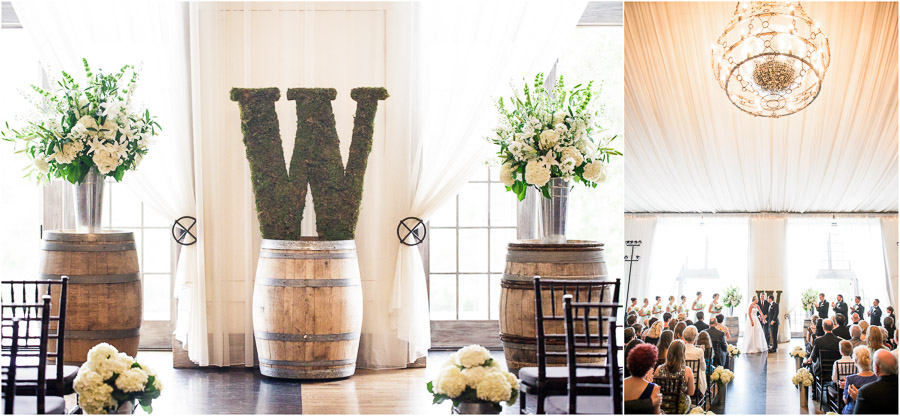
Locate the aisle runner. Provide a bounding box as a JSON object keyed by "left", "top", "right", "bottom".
{"left": 720, "top": 351, "right": 768, "bottom": 414}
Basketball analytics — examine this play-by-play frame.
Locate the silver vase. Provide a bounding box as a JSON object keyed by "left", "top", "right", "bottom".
{"left": 794, "top": 356, "right": 803, "bottom": 370}
{"left": 74, "top": 167, "right": 105, "bottom": 233}
{"left": 539, "top": 178, "right": 569, "bottom": 244}
{"left": 799, "top": 385, "right": 809, "bottom": 408}
{"left": 452, "top": 401, "right": 500, "bottom": 414}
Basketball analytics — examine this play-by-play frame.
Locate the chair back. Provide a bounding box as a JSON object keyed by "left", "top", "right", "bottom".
{"left": 685, "top": 358, "right": 705, "bottom": 406}
{"left": 834, "top": 361, "right": 856, "bottom": 382}
{"left": 562, "top": 294, "right": 622, "bottom": 414}
{"left": 533, "top": 276, "right": 620, "bottom": 381}
{"left": 710, "top": 340, "right": 724, "bottom": 367}
{"left": 2, "top": 319, "right": 21, "bottom": 414}
{"left": 817, "top": 349, "right": 842, "bottom": 380}
{"left": 655, "top": 374, "right": 683, "bottom": 415}
{"left": 1, "top": 296, "right": 52, "bottom": 414}
{"left": 1, "top": 277, "right": 69, "bottom": 394}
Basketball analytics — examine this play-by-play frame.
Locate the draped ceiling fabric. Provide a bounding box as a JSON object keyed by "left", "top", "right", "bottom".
{"left": 624, "top": 2, "right": 898, "bottom": 213}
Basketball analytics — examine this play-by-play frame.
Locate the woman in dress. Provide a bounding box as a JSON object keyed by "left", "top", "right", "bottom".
{"left": 640, "top": 298, "right": 652, "bottom": 318}
{"left": 629, "top": 298, "right": 641, "bottom": 315}
{"left": 741, "top": 296, "right": 769, "bottom": 354}
{"left": 653, "top": 340, "right": 694, "bottom": 414}
{"left": 692, "top": 291, "right": 704, "bottom": 312}
{"left": 652, "top": 296, "right": 664, "bottom": 319}
{"left": 666, "top": 296, "right": 678, "bottom": 315}
{"left": 842, "top": 346, "right": 877, "bottom": 414}
{"left": 708, "top": 293, "right": 723, "bottom": 315}
{"left": 679, "top": 295, "right": 688, "bottom": 314}
{"left": 624, "top": 343, "right": 662, "bottom": 414}
{"left": 656, "top": 330, "right": 674, "bottom": 368}
{"left": 645, "top": 321, "right": 664, "bottom": 346}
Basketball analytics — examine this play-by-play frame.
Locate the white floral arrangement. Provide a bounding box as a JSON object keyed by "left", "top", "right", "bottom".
{"left": 801, "top": 288, "right": 818, "bottom": 313}
{"left": 491, "top": 73, "right": 620, "bottom": 201}
{"left": 792, "top": 368, "right": 813, "bottom": 387}
{"left": 710, "top": 303, "right": 723, "bottom": 313}
{"left": 73, "top": 343, "right": 162, "bottom": 414}
{"left": 1, "top": 59, "right": 158, "bottom": 184}
{"left": 789, "top": 346, "right": 807, "bottom": 359}
{"left": 689, "top": 407, "right": 717, "bottom": 415}
{"left": 727, "top": 344, "right": 741, "bottom": 358}
{"left": 709, "top": 366, "right": 734, "bottom": 385}
{"left": 694, "top": 302, "right": 706, "bottom": 310}
{"left": 427, "top": 345, "right": 519, "bottom": 411}
{"left": 723, "top": 286, "right": 742, "bottom": 309}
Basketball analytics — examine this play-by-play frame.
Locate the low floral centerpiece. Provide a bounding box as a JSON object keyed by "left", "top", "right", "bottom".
{"left": 710, "top": 366, "right": 734, "bottom": 386}
{"left": 800, "top": 288, "right": 817, "bottom": 317}
{"left": 789, "top": 346, "right": 807, "bottom": 369}
{"left": 727, "top": 344, "right": 741, "bottom": 358}
{"left": 491, "top": 73, "right": 620, "bottom": 243}
{"left": 689, "top": 408, "right": 717, "bottom": 415}
{"left": 1, "top": 59, "right": 159, "bottom": 232}
{"left": 427, "top": 345, "right": 519, "bottom": 414}
{"left": 722, "top": 286, "right": 742, "bottom": 315}
{"left": 73, "top": 343, "right": 162, "bottom": 414}
{"left": 792, "top": 367, "right": 813, "bottom": 406}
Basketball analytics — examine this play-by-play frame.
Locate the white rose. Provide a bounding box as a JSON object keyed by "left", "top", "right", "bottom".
{"left": 560, "top": 147, "right": 584, "bottom": 167}
{"left": 475, "top": 371, "right": 512, "bottom": 403}
{"left": 455, "top": 345, "right": 492, "bottom": 368}
{"left": 538, "top": 129, "right": 559, "bottom": 150}
{"left": 524, "top": 159, "right": 551, "bottom": 187}
{"left": 33, "top": 157, "right": 50, "bottom": 173}
{"left": 433, "top": 366, "right": 466, "bottom": 398}
{"left": 552, "top": 110, "right": 567, "bottom": 125}
{"left": 499, "top": 163, "right": 516, "bottom": 187}
{"left": 583, "top": 161, "right": 607, "bottom": 183}
{"left": 115, "top": 367, "right": 148, "bottom": 393}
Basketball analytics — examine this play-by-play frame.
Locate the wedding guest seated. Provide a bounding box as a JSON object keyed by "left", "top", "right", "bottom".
{"left": 841, "top": 346, "right": 876, "bottom": 414}
{"left": 633, "top": 323, "right": 645, "bottom": 339}
{"left": 694, "top": 311, "right": 709, "bottom": 332}
{"left": 866, "top": 326, "right": 889, "bottom": 371}
{"left": 697, "top": 331, "right": 714, "bottom": 377}
{"left": 834, "top": 313, "right": 851, "bottom": 340}
{"left": 625, "top": 338, "right": 644, "bottom": 378}
{"left": 667, "top": 319, "right": 677, "bottom": 332}
{"left": 715, "top": 314, "right": 732, "bottom": 340}
{"left": 852, "top": 349, "right": 898, "bottom": 414}
{"left": 849, "top": 325, "right": 864, "bottom": 349}
{"left": 683, "top": 326, "right": 707, "bottom": 395}
{"left": 624, "top": 343, "right": 662, "bottom": 414}
{"left": 685, "top": 319, "right": 693, "bottom": 326}
{"left": 833, "top": 340, "right": 856, "bottom": 384}
{"left": 858, "top": 321, "right": 869, "bottom": 342}
{"left": 807, "top": 316, "right": 821, "bottom": 346}
{"left": 653, "top": 340, "right": 694, "bottom": 414}
{"left": 677, "top": 313, "right": 686, "bottom": 322}
{"left": 806, "top": 319, "right": 840, "bottom": 374}
{"left": 662, "top": 312, "right": 672, "bottom": 328}
{"left": 851, "top": 313, "right": 861, "bottom": 326}
{"left": 706, "top": 316, "right": 728, "bottom": 366}
{"left": 628, "top": 313, "right": 639, "bottom": 327}
{"left": 884, "top": 317, "right": 896, "bottom": 349}
{"left": 645, "top": 321, "right": 663, "bottom": 346}
{"left": 674, "top": 322, "right": 687, "bottom": 341}
{"left": 625, "top": 327, "right": 636, "bottom": 346}
{"left": 643, "top": 317, "right": 660, "bottom": 339}
{"left": 657, "top": 330, "right": 675, "bottom": 368}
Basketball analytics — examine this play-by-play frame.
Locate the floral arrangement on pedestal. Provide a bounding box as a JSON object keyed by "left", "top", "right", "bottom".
{"left": 1, "top": 59, "right": 159, "bottom": 183}
{"left": 792, "top": 368, "right": 813, "bottom": 387}
{"left": 801, "top": 288, "right": 817, "bottom": 315}
{"left": 789, "top": 346, "right": 807, "bottom": 359}
{"left": 73, "top": 343, "right": 162, "bottom": 414}
{"left": 491, "top": 73, "right": 620, "bottom": 200}
{"left": 427, "top": 345, "right": 519, "bottom": 413}
{"left": 709, "top": 366, "right": 734, "bottom": 386}
{"left": 722, "top": 286, "right": 742, "bottom": 314}
{"left": 727, "top": 344, "right": 741, "bottom": 358}
{"left": 689, "top": 407, "right": 717, "bottom": 415}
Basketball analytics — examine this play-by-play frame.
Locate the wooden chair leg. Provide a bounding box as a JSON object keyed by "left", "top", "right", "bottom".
{"left": 519, "top": 391, "right": 527, "bottom": 414}
{"left": 536, "top": 390, "right": 545, "bottom": 414}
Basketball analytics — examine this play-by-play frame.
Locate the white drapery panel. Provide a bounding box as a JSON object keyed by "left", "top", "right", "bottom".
{"left": 880, "top": 217, "right": 898, "bottom": 306}
{"left": 12, "top": 1, "right": 201, "bottom": 357}
{"left": 624, "top": 2, "right": 898, "bottom": 212}
{"left": 748, "top": 217, "right": 790, "bottom": 342}
{"left": 388, "top": 0, "right": 587, "bottom": 366}
{"left": 623, "top": 216, "right": 656, "bottom": 306}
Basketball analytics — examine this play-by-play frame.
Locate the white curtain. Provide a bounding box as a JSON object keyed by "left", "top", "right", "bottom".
{"left": 880, "top": 217, "right": 898, "bottom": 307}
{"left": 387, "top": 0, "right": 588, "bottom": 366}
{"left": 623, "top": 215, "right": 656, "bottom": 306}
{"left": 624, "top": 2, "right": 898, "bottom": 213}
{"left": 12, "top": 1, "right": 202, "bottom": 359}
{"left": 748, "top": 217, "right": 790, "bottom": 342}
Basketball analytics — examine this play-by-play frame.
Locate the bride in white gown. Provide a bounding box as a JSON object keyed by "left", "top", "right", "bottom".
{"left": 741, "top": 296, "right": 769, "bottom": 354}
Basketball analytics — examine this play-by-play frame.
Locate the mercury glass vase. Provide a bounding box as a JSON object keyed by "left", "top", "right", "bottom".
{"left": 539, "top": 178, "right": 569, "bottom": 244}
{"left": 74, "top": 166, "right": 105, "bottom": 233}
{"left": 452, "top": 401, "right": 500, "bottom": 414}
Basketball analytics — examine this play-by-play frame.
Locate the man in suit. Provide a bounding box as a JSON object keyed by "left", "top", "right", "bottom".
{"left": 817, "top": 293, "right": 830, "bottom": 319}
{"left": 852, "top": 296, "right": 866, "bottom": 320}
{"left": 767, "top": 294, "right": 780, "bottom": 352}
{"left": 662, "top": 312, "right": 672, "bottom": 329}
{"left": 833, "top": 313, "right": 851, "bottom": 340}
{"left": 851, "top": 349, "right": 898, "bottom": 414}
{"left": 868, "top": 299, "right": 883, "bottom": 326}
{"left": 805, "top": 319, "right": 840, "bottom": 374}
{"left": 706, "top": 314, "right": 728, "bottom": 367}
{"left": 832, "top": 294, "right": 849, "bottom": 320}
{"left": 694, "top": 311, "right": 709, "bottom": 332}
{"left": 851, "top": 312, "right": 861, "bottom": 325}
{"left": 759, "top": 292, "right": 771, "bottom": 346}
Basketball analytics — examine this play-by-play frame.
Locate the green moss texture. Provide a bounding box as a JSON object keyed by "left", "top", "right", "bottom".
{"left": 231, "top": 87, "right": 388, "bottom": 241}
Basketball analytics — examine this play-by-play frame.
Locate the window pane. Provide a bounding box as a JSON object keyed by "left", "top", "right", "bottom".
{"left": 143, "top": 273, "right": 170, "bottom": 321}
{"left": 143, "top": 204, "right": 171, "bottom": 228}
{"left": 459, "top": 274, "right": 489, "bottom": 320}
{"left": 458, "top": 228, "right": 488, "bottom": 273}
{"left": 490, "top": 228, "right": 516, "bottom": 273}
{"left": 490, "top": 184, "right": 517, "bottom": 227}
{"left": 110, "top": 184, "right": 142, "bottom": 228}
{"left": 490, "top": 274, "right": 502, "bottom": 320}
{"left": 143, "top": 229, "right": 170, "bottom": 273}
{"left": 429, "top": 274, "right": 457, "bottom": 320}
{"left": 471, "top": 165, "right": 489, "bottom": 182}
{"left": 429, "top": 228, "right": 457, "bottom": 273}
{"left": 430, "top": 198, "right": 456, "bottom": 227}
{"left": 458, "top": 183, "right": 488, "bottom": 227}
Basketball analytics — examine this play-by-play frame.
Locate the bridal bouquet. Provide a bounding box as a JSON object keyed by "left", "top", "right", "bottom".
{"left": 491, "top": 73, "right": 620, "bottom": 200}
{"left": 1, "top": 59, "right": 159, "bottom": 184}
{"left": 709, "top": 366, "right": 734, "bottom": 385}
{"left": 723, "top": 286, "right": 742, "bottom": 308}
{"left": 801, "top": 288, "right": 817, "bottom": 313}
{"left": 792, "top": 368, "right": 813, "bottom": 387}
{"left": 74, "top": 343, "right": 162, "bottom": 414}
{"left": 427, "top": 345, "right": 519, "bottom": 411}
{"left": 727, "top": 344, "right": 741, "bottom": 358}
{"left": 789, "top": 346, "right": 807, "bottom": 359}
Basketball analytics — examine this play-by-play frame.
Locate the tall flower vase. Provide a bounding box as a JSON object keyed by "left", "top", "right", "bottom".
{"left": 794, "top": 357, "right": 803, "bottom": 370}
{"left": 540, "top": 178, "right": 569, "bottom": 244}
{"left": 716, "top": 382, "right": 727, "bottom": 403}
{"left": 799, "top": 385, "right": 809, "bottom": 408}
{"left": 74, "top": 167, "right": 105, "bottom": 233}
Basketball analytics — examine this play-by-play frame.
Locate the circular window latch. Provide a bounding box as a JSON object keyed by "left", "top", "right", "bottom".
{"left": 172, "top": 216, "right": 198, "bottom": 246}
{"left": 397, "top": 217, "right": 426, "bottom": 246}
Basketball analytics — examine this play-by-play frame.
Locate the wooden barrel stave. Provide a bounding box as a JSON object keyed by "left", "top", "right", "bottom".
{"left": 499, "top": 240, "right": 611, "bottom": 375}
{"left": 39, "top": 231, "right": 142, "bottom": 364}
{"left": 253, "top": 238, "right": 363, "bottom": 379}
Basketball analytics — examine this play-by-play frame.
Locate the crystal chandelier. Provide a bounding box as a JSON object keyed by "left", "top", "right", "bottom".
{"left": 711, "top": 1, "right": 830, "bottom": 118}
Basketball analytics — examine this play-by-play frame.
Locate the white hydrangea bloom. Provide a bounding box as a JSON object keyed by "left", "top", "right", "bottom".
{"left": 524, "top": 159, "right": 551, "bottom": 187}
{"left": 475, "top": 371, "right": 512, "bottom": 403}
{"left": 433, "top": 366, "right": 466, "bottom": 398}
{"left": 455, "top": 345, "right": 492, "bottom": 368}
{"left": 583, "top": 161, "right": 607, "bottom": 183}
{"left": 499, "top": 163, "right": 517, "bottom": 186}
{"left": 115, "top": 367, "right": 149, "bottom": 393}
{"left": 34, "top": 157, "right": 50, "bottom": 173}
{"left": 560, "top": 147, "right": 584, "bottom": 167}
{"left": 461, "top": 366, "right": 490, "bottom": 388}
{"left": 552, "top": 110, "right": 567, "bottom": 125}
{"left": 538, "top": 129, "right": 559, "bottom": 150}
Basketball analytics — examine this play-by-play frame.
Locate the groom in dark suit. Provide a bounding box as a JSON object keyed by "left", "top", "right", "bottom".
{"left": 816, "top": 293, "right": 830, "bottom": 319}
{"left": 767, "top": 294, "right": 780, "bottom": 352}
{"left": 832, "top": 294, "right": 848, "bottom": 320}
{"left": 759, "top": 293, "right": 771, "bottom": 346}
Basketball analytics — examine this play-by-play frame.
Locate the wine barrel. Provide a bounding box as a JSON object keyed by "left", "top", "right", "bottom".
{"left": 499, "top": 240, "right": 611, "bottom": 375}
{"left": 252, "top": 238, "right": 363, "bottom": 379}
{"left": 39, "top": 231, "right": 142, "bottom": 364}
{"left": 725, "top": 316, "right": 740, "bottom": 345}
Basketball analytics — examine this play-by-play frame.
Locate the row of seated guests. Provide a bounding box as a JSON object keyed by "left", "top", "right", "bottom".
{"left": 806, "top": 316, "right": 897, "bottom": 374}
{"left": 830, "top": 340, "right": 898, "bottom": 414}
{"left": 623, "top": 311, "right": 731, "bottom": 414}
